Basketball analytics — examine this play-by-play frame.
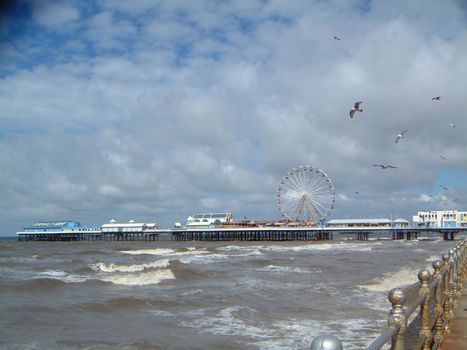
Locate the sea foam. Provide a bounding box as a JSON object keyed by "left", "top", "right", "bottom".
{"left": 359, "top": 267, "right": 420, "bottom": 292}
{"left": 90, "top": 259, "right": 170, "bottom": 272}
{"left": 36, "top": 270, "right": 89, "bottom": 283}
{"left": 100, "top": 269, "right": 175, "bottom": 286}
{"left": 257, "top": 265, "right": 310, "bottom": 274}
{"left": 118, "top": 248, "right": 176, "bottom": 255}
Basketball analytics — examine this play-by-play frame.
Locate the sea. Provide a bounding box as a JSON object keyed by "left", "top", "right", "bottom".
{"left": 0, "top": 233, "right": 464, "bottom": 350}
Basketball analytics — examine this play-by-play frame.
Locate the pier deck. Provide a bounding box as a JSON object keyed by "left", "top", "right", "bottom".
{"left": 442, "top": 285, "right": 467, "bottom": 350}
{"left": 17, "top": 226, "right": 466, "bottom": 242}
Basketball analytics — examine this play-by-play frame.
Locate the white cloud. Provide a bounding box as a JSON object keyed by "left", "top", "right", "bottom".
{"left": 33, "top": 1, "right": 80, "bottom": 27}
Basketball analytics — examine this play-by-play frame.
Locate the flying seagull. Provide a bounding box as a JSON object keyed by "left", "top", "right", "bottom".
{"left": 432, "top": 96, "right": 441, "bottom": 100}
{"left": 350, "top": 101, "right": 363, "bottom": 118}
{"left": 440, "top": 155, "right": 447, "bottom": 160}
{"left": 395, "top": 130, "right": 408, "bottom": 143}
{"left": 373, "top": 164, "right": 397, "bottom": 169}
{"left": 440, "top": 185, "right": 449, "bottom": 191}
{"left": 333, "top": 35, "right": 341, "bottom": 41}
{"left": 448, "top": 123, "right": 456, "bottom": 127}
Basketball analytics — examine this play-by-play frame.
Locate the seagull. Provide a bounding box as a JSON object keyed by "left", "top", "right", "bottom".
{"left": 372, "top": 164, "right": 397, "bottom": 169}
{"left": 448, "top": 123, "right": 456, "bottom": 127}
{"left": 395, "top": 130, "right": 408, "bottom": 143}
{"left": 355, "top": 191, "right": 359, "bottom": 194}
{"left": 350, "top": 101, "right": 363, "bottom": 118}
{"left": 432, "top": 96, "right": 441, "bottom": 100}
{"left": 333, "top": 35, "right": 341, "bottom": 41}
{"left": 440, "top": 185, "right": 449, "bottom": 191}
{"left": 440, "top": 155, "right": 447, "bottom": 160}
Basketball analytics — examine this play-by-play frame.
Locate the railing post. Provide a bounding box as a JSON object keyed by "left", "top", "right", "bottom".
{"left": 461, "top": 241, "right": 467, "bottom": 284}
{"left": 455, "top": 244, "right": 463, "bottom": 300}
{"left": 442, "top": 253, "right": 451, "bottom": 334}
{"left": 418, "top": 270, "right": 432, "bottom": 350}
{"left": 452, "top": 247, "right": 459, "bottom": 308}
{"left": 432, "top": 260, "right": 443, "bottom": 343}
{"left": 388, "top": 288, "right": 407, "bottom": 350}
{"left": 448, "top": 249, "right": 456, "bottom": 314}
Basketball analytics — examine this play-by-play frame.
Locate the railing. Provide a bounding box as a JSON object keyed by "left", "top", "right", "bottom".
{"left": 310, "top": 239, "right": 466, "bottom": 350}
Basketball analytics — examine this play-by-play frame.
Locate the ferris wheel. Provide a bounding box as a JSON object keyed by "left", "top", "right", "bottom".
{"left": 277, "top": 165, "right": 335, "bottom": 224}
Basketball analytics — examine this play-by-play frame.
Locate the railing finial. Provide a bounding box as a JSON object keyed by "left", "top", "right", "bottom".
{"left": 310, "top": 335, "right": 343, "bottom": 350}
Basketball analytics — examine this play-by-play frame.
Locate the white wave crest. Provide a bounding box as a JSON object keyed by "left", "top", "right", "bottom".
{"left": 257, "top": 265, "right": 310, "bottom": 274}
{"left": 90, "top": 259, "right": 170, "bottom": 272}
{"left": 425, "top": 255, "right": 443, "bottom": 263}
{"left": 358, "top": 267, "right": 420, "bottom": 292}
{"left": 37, "top": 270, "right": 88, "bottom": 283}
{"left": 180, "top": 306, "right": 272, "bottom": 339}
{"left": 261, "top": 242, "right": 374, "bottom": 253}
{"left": 177, "top": 249, "right": 262, "bottom": 264}
{"left": 119, "top": 248, "right": 176, "bottom": 255}
{"left": 216, "top": 245, "right": 264, "bottom": 252}
{"left": 100, "top": 269, "right": 175, "bottom": 286}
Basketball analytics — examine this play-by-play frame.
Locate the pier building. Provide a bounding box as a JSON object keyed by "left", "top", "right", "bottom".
{"left": 413, "top": 210, "right": 467, "bottom": 228}
{"left": 186, "top": 213, "right": 233, "bottom": 229}
{"left": 326, "top": 218, "right": 409, "bottom": 228}
{"left": 20, "top": 220, "right": 98, "bottom": 232}
{"left": 100, "top": 219, "right": 157, "bottom": 233}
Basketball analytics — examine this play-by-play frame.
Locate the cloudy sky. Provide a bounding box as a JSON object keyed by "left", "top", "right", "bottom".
{"left": 1, "top": 0, "right": 466, "bottom": 235}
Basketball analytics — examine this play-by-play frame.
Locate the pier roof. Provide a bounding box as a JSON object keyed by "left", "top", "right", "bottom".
{"left": 327, "top": 218, "right": 391, "bottom": 225}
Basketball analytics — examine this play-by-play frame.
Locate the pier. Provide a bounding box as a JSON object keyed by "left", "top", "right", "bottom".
{"left": 16, "top": 227, "right": 466, "bottom": 242}
{"left": 16, "top": 226, "right": 466, "bottom": 242}
{"left": 310, "top": 239, "right": 467, "bottom": 350}
{"left": 17, "top": 231, "right": 161, "bottom": 242}
{"left": 171, "top": 227, "right": 332, "bottom": 241}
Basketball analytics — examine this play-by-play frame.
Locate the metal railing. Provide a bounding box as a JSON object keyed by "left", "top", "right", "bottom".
{"left": 310, "top": 239, "right": 466, "bottom": 350}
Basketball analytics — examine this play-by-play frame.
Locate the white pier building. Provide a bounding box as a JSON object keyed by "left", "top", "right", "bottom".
{"left": 186, "top": 213, "right": 233, "bottom": 229}
{"left": 412, "top": 210, "right": 467, "bottom": 228}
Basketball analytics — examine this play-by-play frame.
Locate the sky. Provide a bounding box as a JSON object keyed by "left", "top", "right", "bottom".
{"left": 0, "top": 0, "right": 466, "bottom": 235}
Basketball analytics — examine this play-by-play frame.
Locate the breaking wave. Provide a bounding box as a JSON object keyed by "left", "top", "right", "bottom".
{"left": 100, "top": 269, "right": 175, "bottom": 286}
{"left": 358, "top": 267, "right": 420, "bottom": 292}
{"left": 90, "top": 259, "right": 170, "bottom": 272}
{"left": 118, "top": 248, "right": 176, "bottom": 255}
{"left": 256, "top": 265, "right": 310, "bottom": 274}
{"left": 36, "top": 270, "right": 89, "bottom": 283}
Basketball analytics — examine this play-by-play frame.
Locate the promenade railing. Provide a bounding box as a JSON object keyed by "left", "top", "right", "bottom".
{"left": 310, "top": 239, "right": 466, "bottom": 350}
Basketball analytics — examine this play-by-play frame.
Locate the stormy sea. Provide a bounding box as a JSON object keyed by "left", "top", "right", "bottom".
{"left": 0, "top": 234, "right": 463, "bottom": 350}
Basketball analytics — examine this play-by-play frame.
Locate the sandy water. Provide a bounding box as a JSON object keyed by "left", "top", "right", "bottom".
{"left": 0, "top": 234, "right": 463, "bottom": 350}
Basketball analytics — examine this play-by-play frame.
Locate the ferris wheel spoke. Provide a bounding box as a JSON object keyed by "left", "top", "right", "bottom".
{"left": 285, "top": 196, "right": 305, "bottom": 213}
{"left": 304, "top": 199, "right": 322, "bottom": 222}
{"left": 300, "top": 195, "right": 323, "bottom": 220}
{"left": 308, "top": 181, "right": 328, "bottom": 196}
{"left": 310, "top": 177, "right": 332, "bottom": 194}
{"left": 307, "top": 192, "right": 328, "bottom": 208}
{"left": 294, "top": 170, "right": 307, "bottom": 192}
{"left": 306, "top": 173, "right": 325, "bottom": 194}
{"left": 313, "top": 188, "right": 333, "bottom": 198}
{"left": 307, "top": 197, "right": 329, "bottom": 217}
{"left": 282, "top": 183, "right": 302, "bottom": 194}
{"left": 287, "top": 173, "right": 304, "bottom": 193}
